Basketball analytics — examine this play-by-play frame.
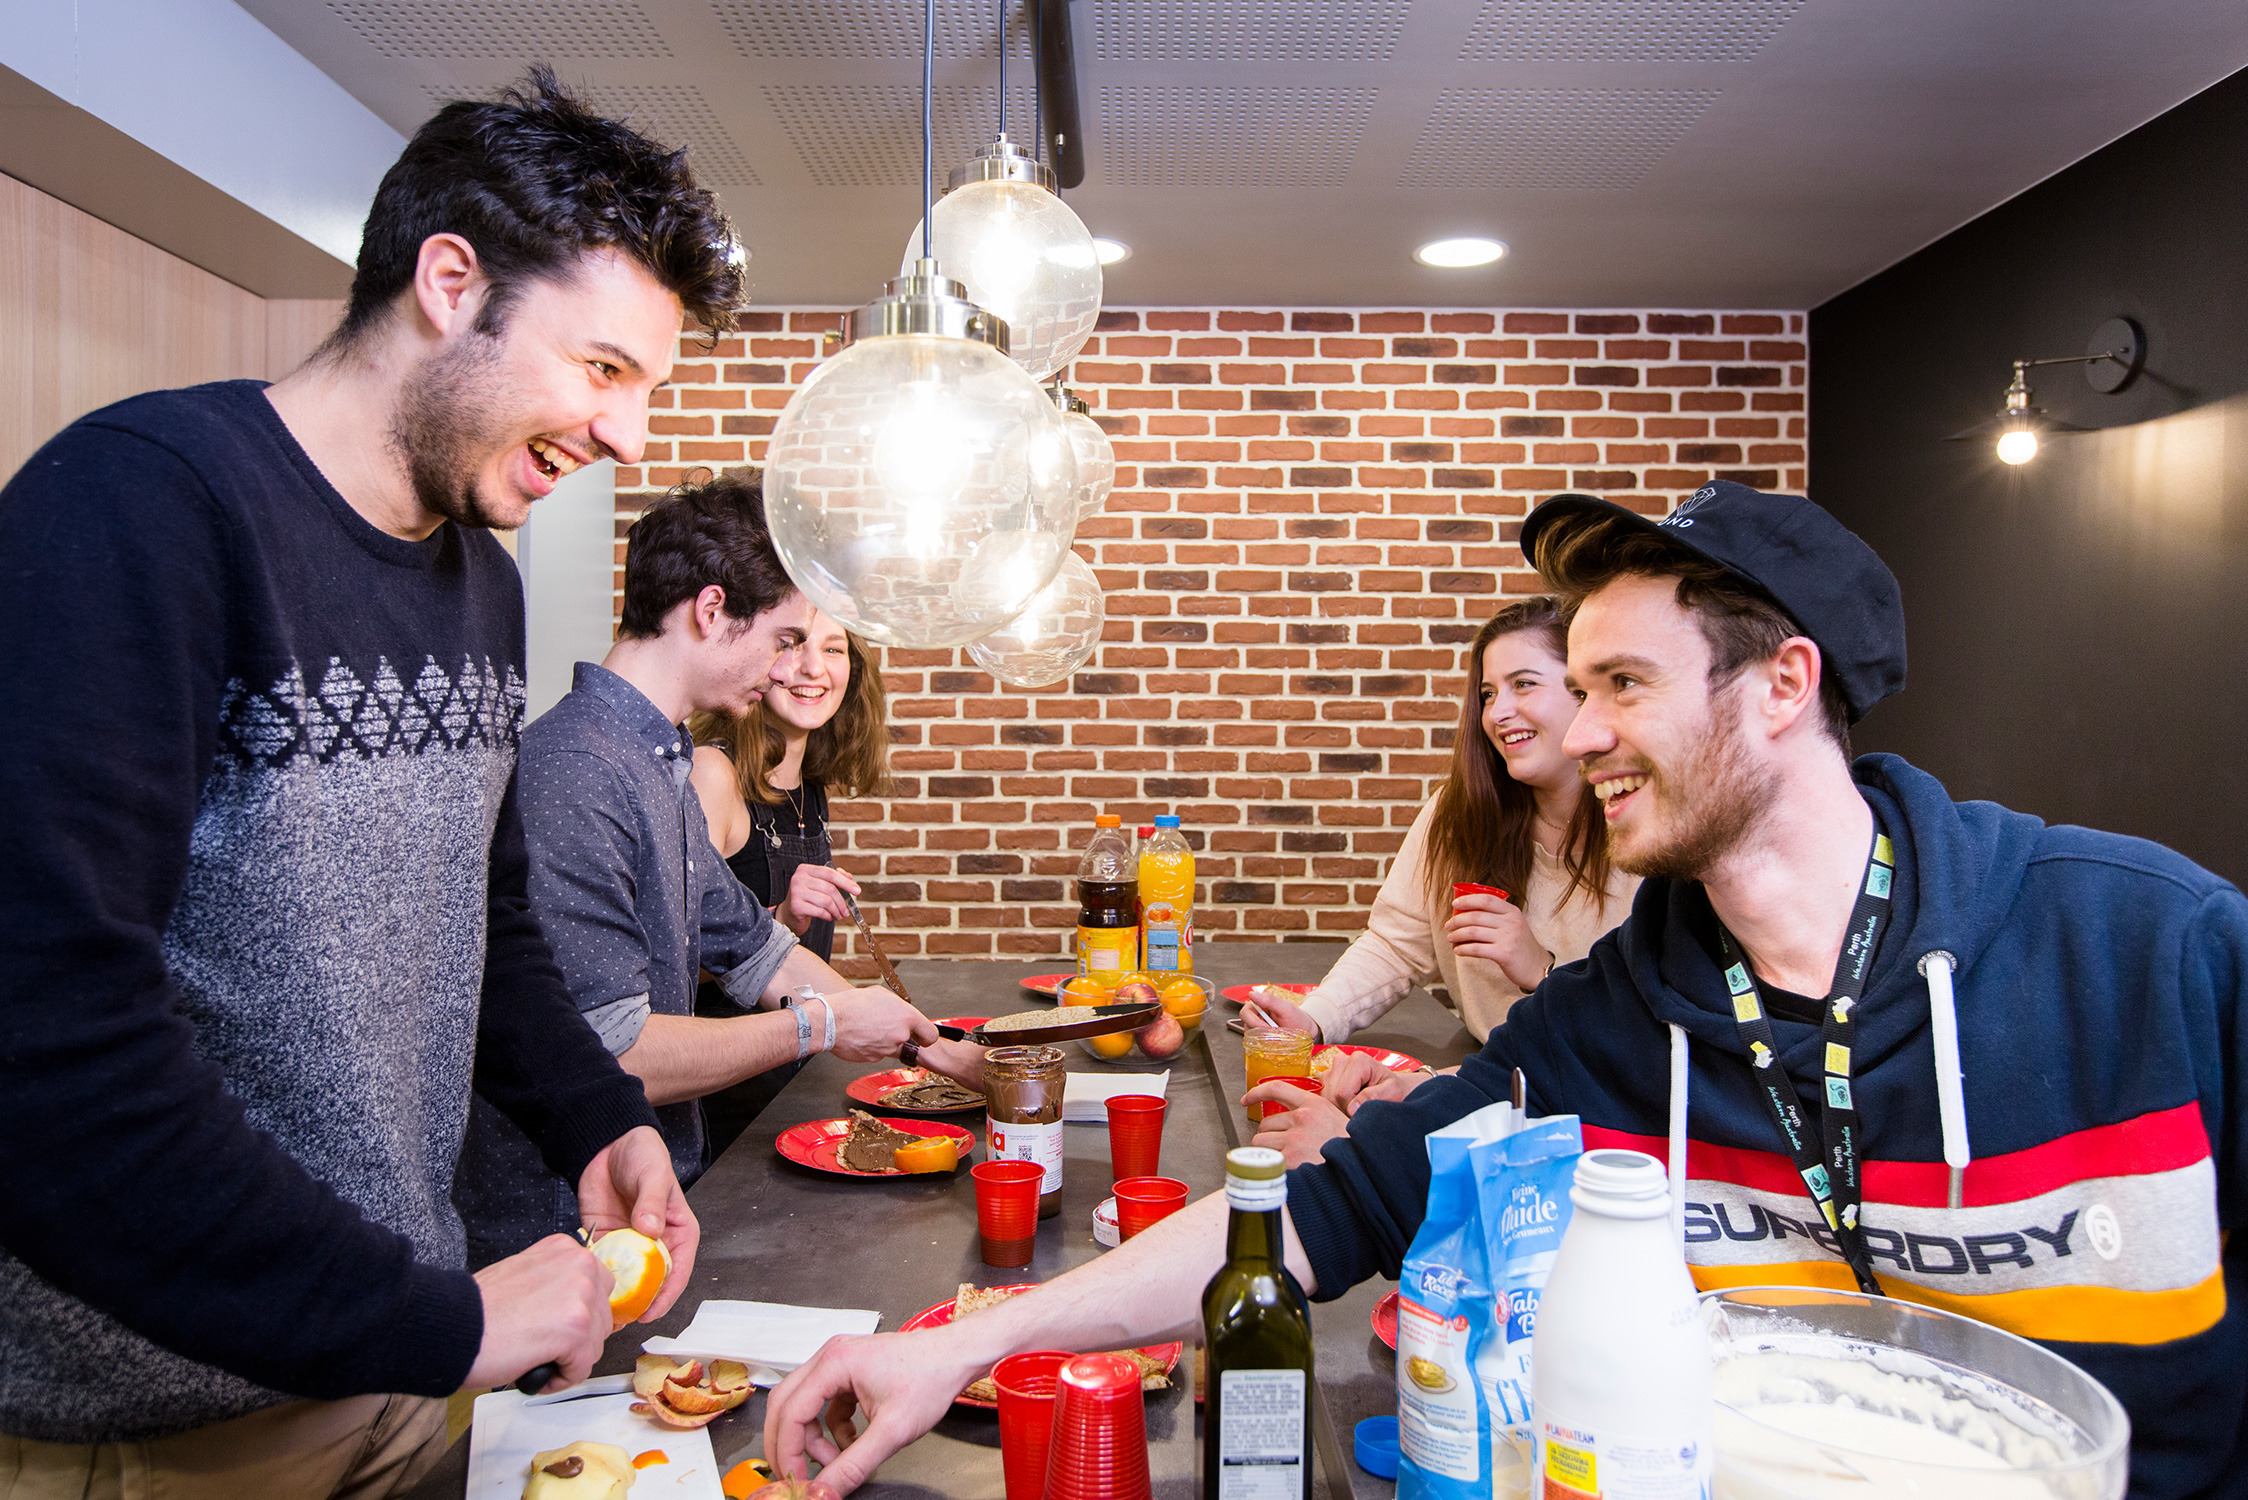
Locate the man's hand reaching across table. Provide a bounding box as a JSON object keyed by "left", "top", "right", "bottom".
{"left": 763, "top": 1189, "right": 1313, "bottom": 1493}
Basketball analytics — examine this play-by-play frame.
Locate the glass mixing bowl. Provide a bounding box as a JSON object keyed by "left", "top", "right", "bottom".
{"left": 1702, "top": 1287, "right": 2128, "bottom": 1499}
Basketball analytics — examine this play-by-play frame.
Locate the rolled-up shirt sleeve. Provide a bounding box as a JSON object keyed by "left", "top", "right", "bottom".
{"left": 696, "top": 818, "right": 797, "bottom": 1008}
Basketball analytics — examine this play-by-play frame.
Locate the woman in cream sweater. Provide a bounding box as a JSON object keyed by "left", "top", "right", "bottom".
{"left": 1250, "top": 596, "right": 1639, "bottom": 1045}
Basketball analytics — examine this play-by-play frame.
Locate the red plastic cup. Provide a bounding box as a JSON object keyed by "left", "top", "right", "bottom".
{"left": 1111, "top": 1175, "right": 1189, "bottom": 1239}
{"left": 1257, "top": 1074, "right": 1324, "bottom": 1122}
{"left": 972, "top": 1160, "right": 1044, "bottom": 1267}
{"left": 1105, "top": 1094, "right": 1168, "bottom": 1180}
{"left": 1452, "top": 881, "right": 1511, "bottom": 902}
{"left": 1043, "top": 1352, "right": 1151, "bottom": 1500}
{"left": 993, "top": 1350, "right": 1073, "bottom": 1500}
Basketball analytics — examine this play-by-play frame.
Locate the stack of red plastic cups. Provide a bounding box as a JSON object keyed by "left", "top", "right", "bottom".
{"left": 1042, "top": 1352, "right": 1151, "bottom": 1500}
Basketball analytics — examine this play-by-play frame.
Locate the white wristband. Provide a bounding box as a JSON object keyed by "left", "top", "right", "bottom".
{"left": 818, "top": 996, "right": 836, "bottom": 1054}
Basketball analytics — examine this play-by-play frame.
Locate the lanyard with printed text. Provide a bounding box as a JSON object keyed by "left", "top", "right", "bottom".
{"left": 1714, "top": 826, "right": 1895, "bottom": 1297}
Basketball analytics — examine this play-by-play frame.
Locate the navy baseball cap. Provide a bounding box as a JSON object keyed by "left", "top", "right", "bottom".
{"left": 1517, "top": 480, "right": 1906, "bottom": 723}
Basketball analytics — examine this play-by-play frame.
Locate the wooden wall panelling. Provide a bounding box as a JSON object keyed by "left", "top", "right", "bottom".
{"left": 0, "top": 172, "right": 272, "bottom": 478}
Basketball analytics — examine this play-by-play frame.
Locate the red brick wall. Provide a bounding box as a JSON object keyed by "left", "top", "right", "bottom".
{"left": 619, "top": 306, "right": 1807, "bottom": 981}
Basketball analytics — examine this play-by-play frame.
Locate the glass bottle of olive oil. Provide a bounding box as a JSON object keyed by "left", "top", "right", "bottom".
{"left": 1202, "top": 1146, "right": 1315, "bottom": 1499}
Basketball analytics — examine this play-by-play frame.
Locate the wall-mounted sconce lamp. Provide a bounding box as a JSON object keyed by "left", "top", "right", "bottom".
{"left": 1946, "top": 317, "right": 2146, "bottom": 464}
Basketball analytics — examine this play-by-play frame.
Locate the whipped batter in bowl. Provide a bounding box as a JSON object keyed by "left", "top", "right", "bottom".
{"left": 1702, "top": 1289, "right": 2129, "bottom": 1500}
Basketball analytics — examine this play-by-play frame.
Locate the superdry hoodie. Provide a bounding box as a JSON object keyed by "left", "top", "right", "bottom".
{"left": 1287, "top": 753, "right": 2247, "bottom": 1500}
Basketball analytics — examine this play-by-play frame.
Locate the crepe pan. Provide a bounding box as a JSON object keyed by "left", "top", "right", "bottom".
{"left": 932, "top": 1002, "right": 1160, "bottom": 1046}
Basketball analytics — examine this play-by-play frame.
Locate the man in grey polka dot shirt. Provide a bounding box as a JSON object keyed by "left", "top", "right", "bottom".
{"left": 456, "top": 476, "right": 978, "bottom": 1262}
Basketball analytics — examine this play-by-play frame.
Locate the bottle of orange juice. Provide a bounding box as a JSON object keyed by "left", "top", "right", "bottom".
{"left": 1139, "top": 814, "right": 1195, "bottom": 974}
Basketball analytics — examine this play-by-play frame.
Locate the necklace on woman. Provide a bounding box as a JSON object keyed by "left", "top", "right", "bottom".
{"left": 782, "top": 782, "right": 804, "bottom": 831}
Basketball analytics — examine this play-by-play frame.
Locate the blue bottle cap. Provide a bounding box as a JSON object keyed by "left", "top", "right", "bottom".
{"left": 1154, "top": 814, "right": 1181, "bottom": 827}
{"left": 1353, "top": 1415, "right": 1400, "bottom": 1479}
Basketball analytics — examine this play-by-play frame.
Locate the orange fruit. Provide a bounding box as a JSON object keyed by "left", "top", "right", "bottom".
{"left": 1059, "top": 975, "right": 1109, "bottom": 1005}
{"left": 891, "top": 1134, "right": 959, "bottom": 1173}
{"left": 590, "top": 1227, "right": 671, "bottom": 1330}
{"left": 1115, "top": 971, "right": 1156, "bottom": 992}
{"left": 1157, "top": 978, "right": 1205, "bottom": 1015}
{"left": 1086, "top": 1029, "right": 1135, "bottom": 1059}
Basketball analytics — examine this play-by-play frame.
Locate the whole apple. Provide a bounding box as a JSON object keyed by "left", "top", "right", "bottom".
{"left": 1112, "top": 979, "right": 1160, "bottom": 1007}
{"left": 1135, "top": 1010, "right": 1186, "bottom": 1059}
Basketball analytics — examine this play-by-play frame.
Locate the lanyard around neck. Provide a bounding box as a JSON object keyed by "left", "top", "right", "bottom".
{"left": 1713, "top": 825, "right": 1895, "bottom": 1297}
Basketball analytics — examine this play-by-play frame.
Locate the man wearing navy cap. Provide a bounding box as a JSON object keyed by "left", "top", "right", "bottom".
{"left": 762, "top": 482, "right": 2246, "bottom": 1499}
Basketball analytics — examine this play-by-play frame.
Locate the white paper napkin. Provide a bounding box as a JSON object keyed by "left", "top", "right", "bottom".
{"left": 1062, "top": 1069, "right": 1170, "bottom": 1122}
{"left": 641, "top": 1300, "right": 882, "bottom": 1384}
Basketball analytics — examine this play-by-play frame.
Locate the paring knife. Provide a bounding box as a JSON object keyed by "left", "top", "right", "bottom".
{"left": 521, "top": 1372, "right": 634, "bottom": 1406}
{"left": 842, "top": 891, "right": 911, "bottom": 1002}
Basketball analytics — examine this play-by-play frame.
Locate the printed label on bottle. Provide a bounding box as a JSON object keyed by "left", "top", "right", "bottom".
{"left": 1078, "top": 926, "right": 1136, "bottom": 973}
{"left": 1143, "top": 917, "right": 1191, "bottom": 972}
{"left": 1538, "top": 1415, "right": 1710, "bottom": 1500}
{"left": 985, "top": 1116, "right": 1065, "bottom": 1195}
{"left": 1217, "top": 1368, "right": 1306, "bottom": 1499}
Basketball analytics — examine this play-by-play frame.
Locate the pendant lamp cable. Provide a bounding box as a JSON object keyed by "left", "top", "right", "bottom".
{"left": 997, "top": 0, "right": 1006, "bottom": 139}
{"left": 921, "top": 0, "right": 934, "bottom": 259}
{"left": 1032, "top": 0, "right": 1042, "bottom": 162}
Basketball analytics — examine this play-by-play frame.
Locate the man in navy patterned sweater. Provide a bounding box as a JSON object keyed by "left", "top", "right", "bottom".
{"left": 0, "top": 72, "right": 743, "bottom": 1496}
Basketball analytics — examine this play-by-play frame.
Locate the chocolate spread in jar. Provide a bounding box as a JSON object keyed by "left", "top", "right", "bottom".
{"left": 983, "top": 1044, "right": 1066, "bottom": 1220}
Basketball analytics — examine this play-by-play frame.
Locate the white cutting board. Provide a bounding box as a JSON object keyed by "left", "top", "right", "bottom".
{"left": 467, "top": 1390, "right": 722, "bottom": 1499}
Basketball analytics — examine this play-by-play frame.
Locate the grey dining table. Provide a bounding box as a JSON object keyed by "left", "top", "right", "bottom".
{"left": 410, "top": 943, "right": 1477, "bottom": 1499}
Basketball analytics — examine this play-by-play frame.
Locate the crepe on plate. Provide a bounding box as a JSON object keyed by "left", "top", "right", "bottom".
{"left": 951, "top": 1284, "right": 1173, "bottom": 1402}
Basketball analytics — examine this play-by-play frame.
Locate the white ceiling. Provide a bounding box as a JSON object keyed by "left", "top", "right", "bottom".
{"left": 233, "top": 0, "right": 2248, "bottom": 309}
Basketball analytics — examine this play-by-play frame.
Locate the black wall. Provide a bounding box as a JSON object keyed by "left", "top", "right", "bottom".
{"left": 1812, "top": 66, "right": 2248, "bottom": 884}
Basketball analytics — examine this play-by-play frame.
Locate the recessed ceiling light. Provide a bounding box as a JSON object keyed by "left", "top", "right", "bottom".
{"left": 1415, "top": 237, "right": 1507, "bottom": 268}
{"left": 1092, "top": 238, "right": 1132, "bottom": 265}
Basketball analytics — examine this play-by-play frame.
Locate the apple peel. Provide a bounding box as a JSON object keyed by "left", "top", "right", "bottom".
{"left": 632, "top": 1353, "right": 751, "bottom": 1426}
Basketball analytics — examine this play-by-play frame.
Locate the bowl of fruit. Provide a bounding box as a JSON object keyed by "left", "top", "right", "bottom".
{"left": 1073, "top": 971, "right": 1214, "bottom": 1063}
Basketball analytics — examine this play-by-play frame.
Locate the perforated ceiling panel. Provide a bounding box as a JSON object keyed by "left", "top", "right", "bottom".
{"left": 1459, "top": 0, "right": 1803, "bottom": 61}
{"left": 764, "top": 84, "right": 1043, "bottom": 188}
{"left": 1094, "top": 88, "right": 1374, "bottom": 188}
{"left": 712, "top": 0, "right": 1035, "bottom": 60}
{"left": 1088, "top": 0, "right": 1411, "bottom": 61}
{"left": 575, "top": 85, "right": 761, "bottom": 185}
{"left": 326, "top": 0, "right": 670, "bottom": 57}
{"left": 1398, "top": 89, "right": 1720, "bottom": 190}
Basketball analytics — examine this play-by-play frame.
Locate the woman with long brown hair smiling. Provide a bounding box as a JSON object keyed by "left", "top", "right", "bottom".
{"left": 1248, "top": 596, "right": 1639, "bottom": 1045}
{"left": 687, "top": 609, "right": 891, "bottom": 963}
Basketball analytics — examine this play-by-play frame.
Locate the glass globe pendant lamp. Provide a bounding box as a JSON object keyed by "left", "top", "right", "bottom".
{"left": 903, "top": 135, "right": 1103, "bottom": 383}
{"left": 762, "top": 261, "right": 1079, "bottom": 649}
{"left": 967, "top": 549, "right": 1106, "bottom": 687}
{"left": 1050, "top": 381, "right": 1115, "bottom": 530}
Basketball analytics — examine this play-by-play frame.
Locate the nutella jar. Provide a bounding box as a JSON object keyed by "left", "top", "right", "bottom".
{"left": 984, "top": 1044, "right": 1066, "bottom": 1219}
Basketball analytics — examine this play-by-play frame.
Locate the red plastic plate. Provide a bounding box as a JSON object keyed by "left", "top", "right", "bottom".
{"left": 1219, "top": 983, "right": 1315, "bottom": 1006}
{"left": 900, "top": 1289, "right": 1184, "bottom": 1409}
{"left": 1313, "top": 1044, "right": 1426, "bottom": 1075}
{"left": 774, "top": 1117, "right": 976, "bottom": 1178}
{"left": 930, "top": 1015, "right": 991, "bottom": 1032}
{"left": 1018, "top": 973, "right": 1078, "bottom": 997}
{"left": 1373, "top": 1290, "right": 1399, "bottom": 1350}
{"left": 844, "top": 1067, "right": 985, "bottom": 1115}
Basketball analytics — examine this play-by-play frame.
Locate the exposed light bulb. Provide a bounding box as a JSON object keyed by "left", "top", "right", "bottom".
{"left": 1415, "top": 237, "right": 1508, "bottom": 268}
{"left": 906, "top": 176, "right": 1103, "bottom": 382}
{"left": 1996, "top": 428, "right": 2039, "bottom": 465}
{"left": 966, "top": 550, "right": 1106, "bottom": 688}
{"left": 1092, "top": 238, "right": 1131, "bottom": 265}
{"left": 764, "top": 334, "right": 1078, "bottom": 648}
